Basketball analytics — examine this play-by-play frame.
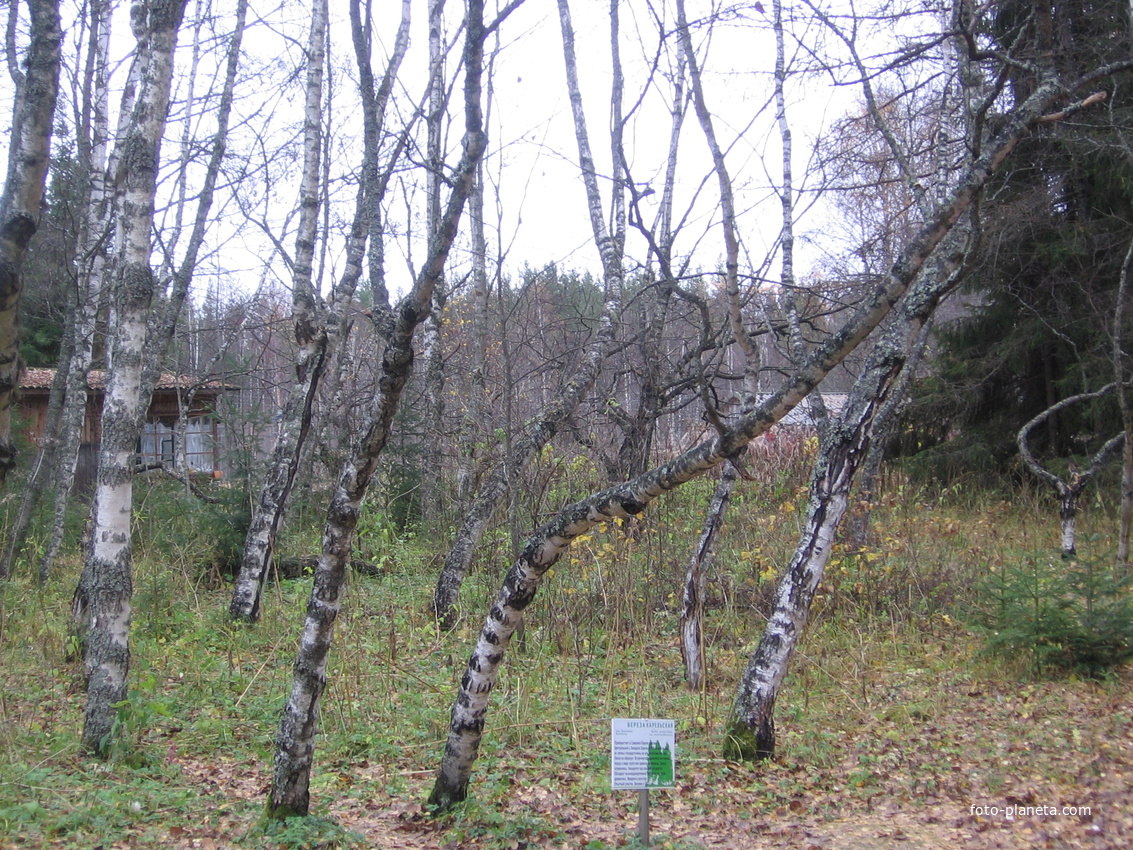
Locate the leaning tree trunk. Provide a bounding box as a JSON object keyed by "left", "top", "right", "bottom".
{"left": 80, "top": 0, "right": 188, "bottom": 755}
{"left": 268, "top": 0, "right": 488, "bottom": 817}
{"left": 427, "top": 69, "right": 1098, "bottom": 809}
{"left": 724, "top": 301, "right": 947, "bottom": 759}
{"left": 680, "top": 460, "right": 738, "bottom": 690}
{"left": 724, "top": 201, "right": 976, "bottom": 759}
{"left": 0, "top": 0, "right": 62, "bottom": 486}
{"left": 230, "top": 0, "right": 412, "bottom": 622}
{"left": 430, "top": 0, "right": 625, "bottom": 628}
{"left": 230, "top": 0, "right": 329, "bottom": 622}
{"left": 846, "top": 320, "right": 932, "bottom": 549}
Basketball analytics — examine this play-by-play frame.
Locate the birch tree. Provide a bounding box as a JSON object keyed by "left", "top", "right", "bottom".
{"left": 430, "top": 0, "right": 625, "bottom": 628}
{"left": 229, "top": 0, "right": 413, "bottom": 623}
{"left": 0, "top": 0, "right": 62, "bottom": 488}
{"left": 80, "top": 0, "right": 188, "bottom": 755}
{"left": 426, "top": 53, "right": 1112, "bottom": 805}
{"left": 418, "top": 0, "right": 449, "bottom": 529}
{"left": 2, "top": 0, "right": 115, "bottom": 581}
{"left": 677, "top": 0, "right": 788, "bottom": 690}
{"left": 724, "top": 0, "right": 997, "bottom": 757}
{"left": 1017, "top": 386, "right": 1124, "bottom": 559}
{"left": 228, "top": 0, "right": 329, "bottom": 623}
{"left": 725, "top": 233, "right": 971, "bottom": 758}
{"left": 269, "top": 0, "right": 493, "bottom": 816}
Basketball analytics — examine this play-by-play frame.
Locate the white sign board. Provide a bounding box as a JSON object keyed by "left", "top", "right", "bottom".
{"left": 610, "top": 718, "right": 676, "bottom": 790}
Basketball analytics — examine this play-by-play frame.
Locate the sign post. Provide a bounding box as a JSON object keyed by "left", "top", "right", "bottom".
{"left": 611, "top": 719, "right": 676, "bottom": 846}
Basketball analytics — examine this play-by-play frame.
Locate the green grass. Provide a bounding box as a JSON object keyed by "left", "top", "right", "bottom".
{"left": 0, "top": 471, "right": 1129, "bottom": 847}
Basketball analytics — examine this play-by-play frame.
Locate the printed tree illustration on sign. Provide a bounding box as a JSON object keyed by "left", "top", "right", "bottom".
{"left": 647, "top": 741, "right": 673, "bottom": 787}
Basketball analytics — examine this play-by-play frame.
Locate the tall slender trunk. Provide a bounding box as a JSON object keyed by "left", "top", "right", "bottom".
{"left": 230, "top": 0, "right": 329, "bottom": 622}
{"left": 80, "top": 0, "right": 188, "bottom": 755}
{"left": 673, "top": 0, "right": 761, "bottom": 687}
{"left": 1113, "top": 237, "right": 1133, "bottom": 570}
{"left": 269, "top": 0, "right": 487, "bottom": 816}
{"left": 230, "top": 0, "right": 412, "bottom": 622}
{"left": 430, "top": 0, "right": 624, "bottom": 628}
{"left": 675, "top": 0, "right": 752, "bottom": 384}
{"left": 726, "top": 47, "right": 979, "bottom": 747}
{"left": 141, "top": 0, "right": 249, "bottom": 399}
{"left": 0, "top": 0, "right": 63, "bottom": 485}
{"left": 418, "top": 0, "right": 448, "bottom": 529}
{"left": 39, "top": 0, "right": 115, "bottom": 582}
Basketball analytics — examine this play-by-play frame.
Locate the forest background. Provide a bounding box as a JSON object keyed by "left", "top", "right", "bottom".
{"left": 1, "top": 0, "right": 1132, "bottom": 847}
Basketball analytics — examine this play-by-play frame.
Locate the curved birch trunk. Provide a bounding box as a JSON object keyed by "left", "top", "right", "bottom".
{"left": 431, "top": 315, "right": 617, "bottom": 627}
{"left": 268, "top": 0, "right": 487, "bottom": 816}
{"left": 431, "top": 0, "right": 623, "bottom": 628}
{"left": 427, "top": 73, "right": 1102, "bottom": 810}
{"left": 81, "top": 0, "right": 188, "bottom": 755}
{"left": 0, "top": 0, "right": 62, "bottom": 485}
{"left": 680, "top": 460, "right": 738, "bottom": 690}
{"left": 845, "top": 320, "right": 931, "bottom": 549}
{"left": 724, "top": 311, "right": 932, "bottom": 759}
{"left": 1017, "top": 387, "right": 1124, "bottom": 559}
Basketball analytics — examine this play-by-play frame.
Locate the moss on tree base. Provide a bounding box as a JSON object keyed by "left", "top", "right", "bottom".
{"left": 723, "top": 720, "right": 775, "bottom": 761}
{"left": 426, "top": 780, "right": 468, "bottom": 814}
{"left": 264, "top": 797, "right": 306, "bottom": 821}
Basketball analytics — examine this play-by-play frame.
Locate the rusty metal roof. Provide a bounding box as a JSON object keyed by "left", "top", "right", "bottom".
{"left": 19, "top": 368, "right": 234, "bottom": 392}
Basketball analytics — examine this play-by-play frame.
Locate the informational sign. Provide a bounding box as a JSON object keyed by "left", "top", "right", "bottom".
{"left": 610, "top": 718, "right": 676, "bottom": 790}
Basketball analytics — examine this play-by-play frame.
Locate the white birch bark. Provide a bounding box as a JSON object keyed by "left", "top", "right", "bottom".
{"left": 725, "top": 242, "right": 966, "bottom": 759}
{"left": 0, "top": 0, "right": 62, "bottom": 484}
{"left": 675, "top": 0, "right": 766, "bottom": 688}
{"left": 269, "top": 0, "right": 488, "bottom": 816}
{"left": 430, "top": 0, "right": 624, "bottom": 628}
{"left": 427, "top": 73, "right": 1115, "bottom": 810}
{"left": 728, "top": 4, "right": 983, "bottom": 738}
{"left": 418, "top": 0, "right": 448, "bottom": 527}
{"left": 231, "top": 0, "right": 414, "bottom": 622}
{"left": 81, "top": 0, "right": 188, "bottom": 755}
{"left": 680, "top": 460, "right": 737, "bottom": 690}
{"left": 41, "top": 0, "right": 115, "bottom": 581}
{"left": 141, "top": 0, "right": 248, "bottom": 399}
{"left": 316, "top": 0, "right": 413, "bottom": 472}
{"left": 1017, "top": 385, "right": 1125, "bottom": 559}
{"left": 675, "top": 0, "right": 753, "bottom": 383}
{"left": 230, "top": 0, "right": 329, "bottom": 622}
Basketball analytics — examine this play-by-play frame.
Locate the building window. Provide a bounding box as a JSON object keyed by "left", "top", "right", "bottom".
{"left": 138, "top": 416, "right": 221, "bottom": 473}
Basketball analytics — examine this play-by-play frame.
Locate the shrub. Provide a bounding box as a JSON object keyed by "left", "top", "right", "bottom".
{"left": 974, "top": 547, "right": 1133, "bottom": 677}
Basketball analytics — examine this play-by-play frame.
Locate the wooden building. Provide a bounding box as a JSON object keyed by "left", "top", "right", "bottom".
{"left": 17, "top": 368, "right": 234, "bottom": 489}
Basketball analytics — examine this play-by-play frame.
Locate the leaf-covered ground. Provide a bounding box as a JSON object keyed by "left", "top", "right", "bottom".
{"left": 3, "top": 484, "right": 1131, "bottom": 848}
{"left": 6, "top": 653, "right": 1127, "bottom": 849}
